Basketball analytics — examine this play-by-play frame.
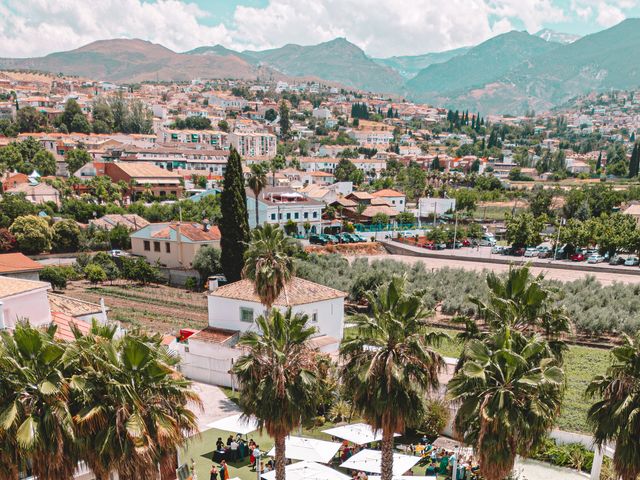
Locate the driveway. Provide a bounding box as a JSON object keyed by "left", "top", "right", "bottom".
{"left": 189, "top": 382, "right": 240, "bottom": 432}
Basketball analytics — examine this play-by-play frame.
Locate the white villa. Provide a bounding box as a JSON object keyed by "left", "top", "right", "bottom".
{"left": 177, "top": 277, "right": 347, "bottom": 387}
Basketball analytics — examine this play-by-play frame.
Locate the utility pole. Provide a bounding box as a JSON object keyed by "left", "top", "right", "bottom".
{"left": 554, "top": 217, "right": 565, "bottom": 260}
{"left": 453, "top": 208, "right": 459, "bottom": 248}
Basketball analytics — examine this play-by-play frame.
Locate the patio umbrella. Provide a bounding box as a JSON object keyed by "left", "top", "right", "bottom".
{"left": 265, "top": 436, "right": 342, "bottom": 463}
{"left": 339, "top": 449, "right": 420, "bottom": 475}
{"left": 260, "top": 461, "right": 350, "bottom": 480}
{"left": 206, "top": 413, "right": 259, "bottom": 435}
{"left": 322, "top": 423, "right": 400, "bottom": 445}
{"left": 369, "top": 477, "right": 436, "bottom": 480}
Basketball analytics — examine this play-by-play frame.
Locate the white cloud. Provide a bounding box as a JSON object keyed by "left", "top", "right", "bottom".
{"left": 0, "top": 0, "right": 636, "bottom": 59}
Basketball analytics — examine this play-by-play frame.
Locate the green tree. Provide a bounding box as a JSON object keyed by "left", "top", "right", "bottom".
{"left": 66, "top": 327, "right": 200, "bottom": 480}
{"left": 233, "top": 308, "right": 322, "bottom": 480}
{"left": 59, "top": 99, "right": 84, "bottom": 131}
{"left": 247, "top": 163, "right": 268, "bottom": 228}
{"left": 85, "top": 263, "right": 107, "bottom": 284}
{"left": 108, "top": 224, "right": 131, "bottom": 250}
{"left": 242, "top": 224, "right": 295, "bottom": 309}
{"left": 528, "top": 185, "right": 554, "bottom": 218}
{"left": 0, "top": 323, "right": 78, "bottom": 480}
{"left": 0, "top": 228, "right": 17, "bottom": 252}
{"left": 0, "top": 144, "right": 24, "bottom": 172}
{"left": 453, "top": 188, "right": 478, "bottom": 213}
{"left": 0, "top": 193, "right": 37, "bottom": 228}
{"left": 51, "top": 219, "right": 81, "bottom": 253}
{"left": 505, "top": 212, "right": 545, "bottom": 248}
{"left": 334, "top": 159, "right": 358, "bottom": 182}
{"left": 629, "top": 142, "right": 640, "bottom": 179}
{"left": 16, "top": 106, "right": 48, "bottom": 133}
{"left": 40, "top": 265, "right": 70, "bottom": 290}
{"left": 264, "top": 108, "right": 277, "bottom": 122}
{"left": 91, "top": 99, "right": 114, "bottom": 133}
{"left": 9, "top": 215, "right": 52, "bottom": 254}
{"left": 70, "top": 113, "right": 91, "bottom": 134}
{"left": 29, "top": 150, "right": 56, "bottom": 176}
{"left": 64, "top": 149, "right": 92, "bottom": 175}
{"left": 278, "top": 100, "right": 291, "bottom": 139}
{"left": 587, "top": 333, "right": 640, "bottom": 480}
{"left": 219, "top": 147, "right": 250, "bottom": 282}
{"left": 371, "top": 212, "right": 390, "bottom": 226}
{"left": 192, "top": 245, "right": 222, "bottom": 287}
{"left": 396, "top": 211, "right": 415, "bottom": 226}
{"left": 341, "top": 277, "right": 446, "bottom": 480}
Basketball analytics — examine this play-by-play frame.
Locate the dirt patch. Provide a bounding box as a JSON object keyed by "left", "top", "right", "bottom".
{"left": 63, "top": 280, "right": 209, "bottom": 334}
{"left": 305, "top": 242, "right": 387, "bottom": 256}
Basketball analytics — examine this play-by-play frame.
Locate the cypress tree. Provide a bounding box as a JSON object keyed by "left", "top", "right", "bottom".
{"left": 596, "top": 151, "right": 602, "bottom": 172}
{"left": 219, "top": 147, "right": 250, "bottom": 282}
{"left": 630, "top": 143, "right": 640, "bottom": 178}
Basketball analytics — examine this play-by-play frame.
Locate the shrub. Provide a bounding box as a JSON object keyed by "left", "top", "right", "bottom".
{"left": 408, "top": 398, "right": 450, "bottom": 440}
{"left": 85, "top": 264, "right": 107, "bottom": 285}
{"left": 0, "top": 228, "right": 17, "bottom": 252}
{"left": 40, "top": 266, "right": 70, "bottom": 290}
{"left": 184, "top": 277, "right": 197, "bottom": 291}
{"left": 51, "top": 219, "right": 81, "bottom": 253}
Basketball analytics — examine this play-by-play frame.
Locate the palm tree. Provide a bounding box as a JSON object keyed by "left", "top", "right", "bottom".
{"left": 242, "top": 223, "right": 295, "bottom": 309}
{"left": 247, "top": 163, "right": 268, "bottom": 228}
{"left": 467, "top": 265, "right": 571, "bottom": 362}
{"left": 232, "top": 308, "right": 322, "bottom": 480}
{"left": 340, "top": 276, "right": 447, "bottom": 480}
{"left": 65, "top": 325, "right": 200, "bottom": 480}
{"left": 586, "top": 333, "right": 640, "bottom": 480}
{"left": 448, "top": 328, "right": 565, "bottom": 480}
{"left": 0, "top": 323, "right": 77, "bottom": 480}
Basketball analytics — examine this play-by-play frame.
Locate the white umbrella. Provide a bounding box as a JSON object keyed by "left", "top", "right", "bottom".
{"left": 322, "top": 423, "right": 400, "bottom": 445}
{"left": 266, "top": 436, "right": 342, "bottom": 463}
{"left": 260, "top": 461, "right": 350, "bottom": 480}
{"left": 340, "top": 449, "right": 420, "bottom": 475}
{"left": 206, "top": 413, "right": 259, "bottom": 435}
{"left": 369, "top": 477, "right": 436, "bottom": 480}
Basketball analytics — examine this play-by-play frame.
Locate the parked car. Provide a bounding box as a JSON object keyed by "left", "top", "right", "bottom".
{"left": 504, "top": 247, "right": 525, "bottom": 256}
{"left": 435, "top": 242, "right": 447, "bottom": 250}
{"left": 491, "top": 245, "right": 505, "bottom": 254}
{"left": 109, "top": 249, "right": 124, "bottom": 257}
{"left": 461, "top": 239, "right": 471, "bottom": 247}
{"left": 479, "top": 235, "right": 496, "bottom": 247}
{"left": 524, "top": 248, "right": 539, "bottom": 258}
{"left": 398, "top": 232, "right": 414, "bottom": 238}
{"left": 309, "top": 234, "right": 328, "bottom": 245}
{"left": 624, "top": 256, "right": 640, "bottom": 266}
{"left": 570, "top": 253, "right": 586, "bottom": 262}
{"left": 325, "top": 234, "right": 340, "bottom": 244}
{"left": 609, "top": 254, "right": 626, "bottom": 265}
{"left": 338, "top": 233, "right": 353, "bottom": 243}
{"left": 446, "top": 241, "right": 463, "bottom": 249}
{"left": 424, "top": 242, "right": 436, "bottom": 250}
{"left": 587, "top": 254, "right": 605, "bottom": 264}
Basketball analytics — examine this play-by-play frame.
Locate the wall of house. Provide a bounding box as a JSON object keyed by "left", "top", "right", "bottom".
{"left": 131, "top": 238, "right": 219, "bottom": 268}
{"left": 2, "top": 288, "right": 51, "bottom": 329}
{"left": 176, "top": 340, "right": 242, "bottom": 388}
{"left": 0, "top": 271, "right": 40, "bottom": 281}
{"left": 208, "top": 296, "right": 344, "bottom": 342}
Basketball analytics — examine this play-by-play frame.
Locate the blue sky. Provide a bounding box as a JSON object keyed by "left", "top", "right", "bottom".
{"left": 0, "top": 0, "right": 639, "bottom": 57}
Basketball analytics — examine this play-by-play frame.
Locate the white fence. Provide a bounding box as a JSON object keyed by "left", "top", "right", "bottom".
{"left": 179, "top": 351, "right": 237, "bottom": 388}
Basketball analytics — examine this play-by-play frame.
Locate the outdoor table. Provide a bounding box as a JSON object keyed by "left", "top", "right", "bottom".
{"left": 213, "top": 449, "right": 227, "bottom": 463}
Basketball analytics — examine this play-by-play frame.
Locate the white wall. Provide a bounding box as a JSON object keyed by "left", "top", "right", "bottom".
{"left": 208, "top": 296, "right": 344, "bottom": 342}
{"left": 1, "top": 288, "right": 51, "bottom": 329}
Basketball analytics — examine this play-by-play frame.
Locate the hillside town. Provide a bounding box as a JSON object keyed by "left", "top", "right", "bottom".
{"left": 2, "top": 13, "right": 640, "bottom": 480}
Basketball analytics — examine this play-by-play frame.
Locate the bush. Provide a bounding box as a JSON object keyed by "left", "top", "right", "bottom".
{"left": 40, "top": 266, "right": 70, "bottom": 290}
{"left": 407, "top": 398, "right": 450, "bottom": 440}
{"left": 0, "top": 228, "right": 17, "bottom": 252}
{"left": 121, "top": 257, "right": 160, "bottom": 285}
{"left": 85, "top": 264, "right": 107, "bottom": 285}
{"left": 9, "top": 215, "right": 52, "bottom": 254}
{"left": 184, "top": 277, "right": 197, "bottom": 291}
{"left": 530, "top": 437, "right": 594, "bottom": 473}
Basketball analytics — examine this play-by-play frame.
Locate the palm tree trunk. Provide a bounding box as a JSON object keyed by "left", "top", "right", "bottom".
{"left": 380, "top": 428, "right": 395, "bottom": 480}
{"left": 274, "top": 434, "right": 286, "bottom": 480}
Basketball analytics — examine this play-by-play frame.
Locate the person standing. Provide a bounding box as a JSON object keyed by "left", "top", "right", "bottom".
{"left": 209, "top": 464, "right": 219, "bottom": 480}
{"left": 220, "top": 460, "right": 230, "bottom": 480}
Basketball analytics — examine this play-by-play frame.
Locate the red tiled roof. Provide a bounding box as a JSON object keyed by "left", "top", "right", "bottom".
{"left": 51, "top": 312, "right": 90, "bottom": 342}
{"left": 189, "top": 327, "right": 239, "bottom": 344}
{"left": 371, "top": 189, "right": 405, "bottom": 197}
{"left": 151, "top": 223, "right": 221, "bottom": 242}
{"left": 0, "top": 253, "right": 44, "bottom": 273}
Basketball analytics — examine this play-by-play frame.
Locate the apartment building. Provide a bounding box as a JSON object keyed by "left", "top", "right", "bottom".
{"left": 158, "top": 129, "right": 228, "bottom": 149}
{"left": 246, "top": 187, "right": 324, "bottom": 234}
{"left": 229, "top": 131, "right": 277, "bottom": 159}
{"left": 119, "top": 147, "right": 228, "bottom": 175}
{"left": 104, "top": 162, "right": 183, "bottom": 199}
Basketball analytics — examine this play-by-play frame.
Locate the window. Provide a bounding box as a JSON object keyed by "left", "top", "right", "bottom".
{"left": 240, "top": 307, "right": 254, "bottom": 323}
{"left": 154, "top": 241, "right": 161, "bottom": 252}
{"left": 313, "top": 211, "right": 318, "bottom": 219}
{"left": 271, "top": 213, "right": 276, "bottom": 221}
{"left": 311, "top": 311, "right": 318, "bottom": 323}
{"left": 286, "top": 213, "right": 291, "bottom": 220}
{"left": 304, "top": 212, "right": 308, "bottom": 219}
{"left": 143, "top": 240, "right": 150, "bottom": 251}
{"left": 165, "top": 242, "right": 171, "bottom": 253}
{"left": 294, "top": 212, "right": 299, "bottom": 220}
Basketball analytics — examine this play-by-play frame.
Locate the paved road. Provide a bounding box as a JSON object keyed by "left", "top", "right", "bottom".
{"left": 364, "top": 254, "right": 640, "bottom": 285}
{"left": 37, "top": 256, "right": 77, "bottom": 266}
{"left": 190, "top": 382, "right": 240, "bottom": 431}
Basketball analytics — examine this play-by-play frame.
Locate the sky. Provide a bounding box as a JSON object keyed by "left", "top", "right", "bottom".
{"left": 0, "top": 0, "right": 639, "bottom": 58}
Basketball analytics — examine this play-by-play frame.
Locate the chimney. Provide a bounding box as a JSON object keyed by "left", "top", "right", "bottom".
{"left": 208, "top": 276, "right": 219, "bottom": 293}
{"left": 202, "top": 218, "right": 210, "bottom": 232}
{"left": 0, "top": 301, "right": 5, "bottom": 330}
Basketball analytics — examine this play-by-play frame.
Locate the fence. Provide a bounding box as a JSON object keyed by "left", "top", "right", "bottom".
{"left": 178, "top": 350, "right": 237, "bottom": 388}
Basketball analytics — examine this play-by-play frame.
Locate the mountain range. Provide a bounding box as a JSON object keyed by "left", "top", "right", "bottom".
{"left": 0, "top": 20, "right": 638, "bottom": 115}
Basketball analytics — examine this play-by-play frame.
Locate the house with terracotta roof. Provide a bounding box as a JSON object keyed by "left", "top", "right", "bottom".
{"left": 130, "top": 222, "right": 221, "bottom": 269}
{"left": 371, "top": 188, "right": 406, "bottom": 212}
{"left": 104, "top": 161, "right": 184, "bottom": 199}
{"left": 176, "top": 277, "right": 347, "bottom": 387}
{"left": 0, "top": 253, "right": 44, "bottom": 280}
{"left": 0, "top": 276, "right": 51, "bottom": 330}
{"left": 89, "top": 213, "right": 150, "bottom": 231}
{"left": 246, "top": 186, "right": 324, "bottom": 234}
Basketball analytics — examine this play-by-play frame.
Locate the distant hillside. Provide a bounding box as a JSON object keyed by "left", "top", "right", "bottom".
{"left": 241, "top": 38, "right": 404, "bottom": 93}
{"left": 406, "top": 31, "right": 558, "bottom": 102}
{"left": 373, "top": 47, "right": 470, "bottom": 79}
{"left": 0, "top": 39, "right": 269, "bottom": 83}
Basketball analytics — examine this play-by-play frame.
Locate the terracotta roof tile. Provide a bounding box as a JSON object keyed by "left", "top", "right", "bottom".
{"left": 0, "top": 253, "right": 44, "bottom": 273}
{"left": 51, "top": 312, "right": 90, "bottom": 342}
{"left": 211, "top": 277, "right": 346, "bottom": 306}
{"left": 189, "top": 327, "right": 239, "bottom": 344}
{"left": 48, "top": 293, "right": 106, "bottom": 317}
{"left": 371, "top": 189, "right": 405, "bottom": 197}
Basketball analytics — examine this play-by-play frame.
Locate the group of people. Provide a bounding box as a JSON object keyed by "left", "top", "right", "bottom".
{"left": 421, "top": 447, "right": 480, "bottom": 479}
{"left": 208, "top": 459, "right": 230, "bottom": 480}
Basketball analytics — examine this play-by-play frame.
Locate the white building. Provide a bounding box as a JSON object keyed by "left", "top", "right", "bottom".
{"left": 371, "top": 189, "right": 406, "bottom": 212}
{"left": 177, "top": 277, "right": 347, "bottom": 387}
{"left": 229, "top": 132, "right": 277, "bottom": 159}
{"left": 417, "top": 197, "right": 456, "bottom": 217}
{"left": 246, "top": 187, "right": 324, "bottom": 233}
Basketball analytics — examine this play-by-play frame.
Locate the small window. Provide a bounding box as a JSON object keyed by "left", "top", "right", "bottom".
{"left": 312, "top": 311, "right": 318, "bottom": 323}
{"left": 304, "top": 212, "right": 308, "bottom": 219}
{"left": 154, "top": 241, "right": 161, "bottom": 252}
{"left": 240, "top": 307, "right": 254, "bottom": 323}
{"left": 313, "top": 211, "right": 318, "bottom": 219}
{"left": 271, "top": 213, "right": 276, "bottom": 220}
{"left": 165, "top": 242, "right": 171, "bottom": 253}
{"left": 143, "top": 240, "right": 150, "bottom": 251}
{"left": 286, "top": 213, "right": 291, "bottom": 220}
{"left": 294, "top": 212, "right": 299, "bottom": 220}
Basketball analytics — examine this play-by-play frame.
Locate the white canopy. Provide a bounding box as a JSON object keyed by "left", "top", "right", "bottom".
{"left": 206, "top": 413, "right": 259, "bottom": 435}
{"left": 261, "top": 461, "right": 350, "bottom": 480}
{"left": 340, "top": 449, "right": 420, "bottom": 475}
{"left": 369, "top": 477, "right": 436, "bottom": 480}
{"left": 322, "top": 423, "right": 400, "bottom": 445}
{"left": 266, "top": 436, "right": 342, "bottom": 463}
